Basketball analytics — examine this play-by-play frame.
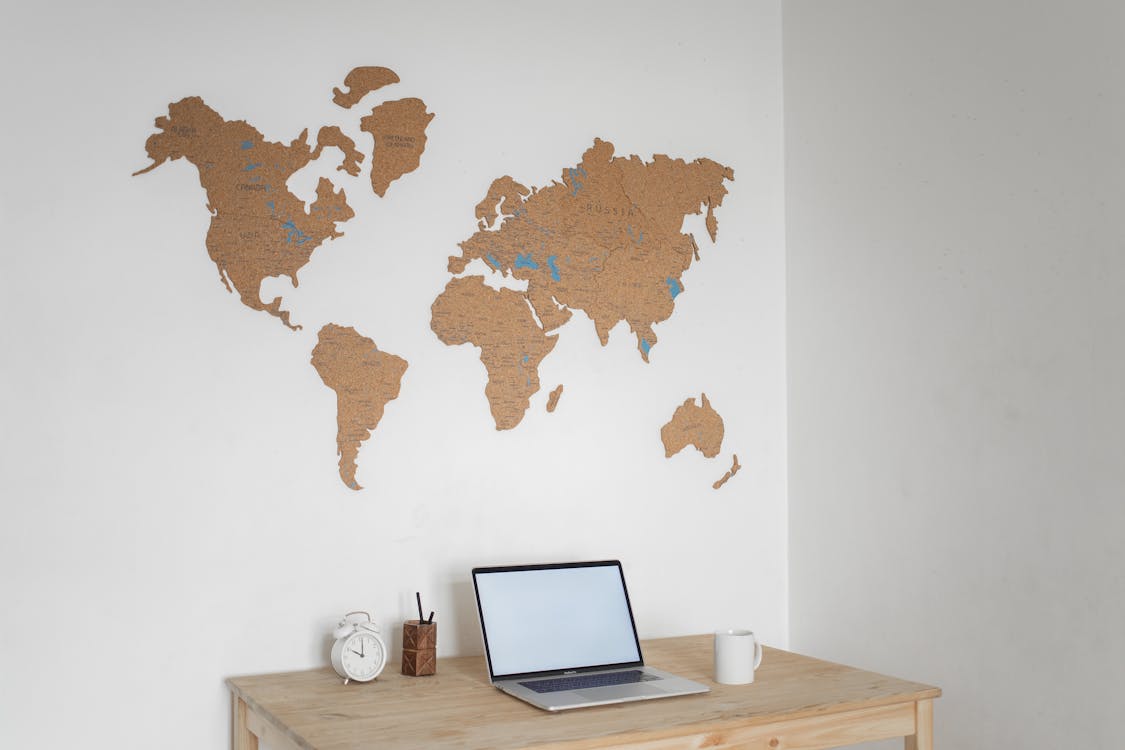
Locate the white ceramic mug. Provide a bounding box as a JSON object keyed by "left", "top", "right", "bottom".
{"left": 714, "top": 629, "right": 763, "bottom": 685}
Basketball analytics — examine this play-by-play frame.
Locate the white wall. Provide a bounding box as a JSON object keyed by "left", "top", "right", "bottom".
{"left": 786, "top": 1, "right": 1124, "bottom": 748}
{"left": 0, "top": 1, "right": 786, "bottom": 747}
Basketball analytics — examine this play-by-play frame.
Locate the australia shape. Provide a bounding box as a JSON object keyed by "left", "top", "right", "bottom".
{"left": 661, "top": 393, "right": 725, "bottom": 459}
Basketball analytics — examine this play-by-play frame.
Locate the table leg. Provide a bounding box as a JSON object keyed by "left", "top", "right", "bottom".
{"left": 905, "top": 698, "right": 933, "bottom": 750}
{"left": 233, "top": 694, "right": 259, "bottom": 750}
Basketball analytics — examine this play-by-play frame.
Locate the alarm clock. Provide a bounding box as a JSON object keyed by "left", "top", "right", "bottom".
{"left": 330, "top": 611, "right": 388, "bottom": 684}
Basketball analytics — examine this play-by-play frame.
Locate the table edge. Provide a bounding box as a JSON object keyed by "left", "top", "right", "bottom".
{"left": 224, "top": 636, "right": 943, "bottom": 750}
{"left": 228, "top": 682, "right": 315, "bottom": 750}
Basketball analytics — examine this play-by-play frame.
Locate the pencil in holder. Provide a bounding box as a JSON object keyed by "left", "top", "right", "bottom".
{"left": 401, "top": 619, "right": 437, "bottom": 676}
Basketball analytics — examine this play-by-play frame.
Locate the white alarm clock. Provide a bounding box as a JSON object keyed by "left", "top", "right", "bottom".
{"left": 330, "top": 611, "right": 388, "bottom": 684}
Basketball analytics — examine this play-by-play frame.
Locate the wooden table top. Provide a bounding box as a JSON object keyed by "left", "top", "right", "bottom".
{"left": 227, "top": 634, "right": 941, "bottom": 750}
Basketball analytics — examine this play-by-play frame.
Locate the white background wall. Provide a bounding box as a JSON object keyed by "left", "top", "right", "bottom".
{"left": 13, "top": 2, "right": 1115, "bottom": 748}
{"left": 786, "top": 1, "right": 1124, "bottom": 748}
{"left": 0, "top": 1, "right": 786, "bottom": 748}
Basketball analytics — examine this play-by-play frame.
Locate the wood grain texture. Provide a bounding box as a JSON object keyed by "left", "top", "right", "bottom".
{"left": 226, "top": 635, "right": 940, "bottom": 750}
{"left": 904, "top": 698, "right": 934, "bottom": 750}
{"left": 246, "top": 706, "right": 302, "bottom": 750}
{"left": 231, "top": 695, "right": 258, "bottom": 750}
{"left": 402, "top": 619, "right": 437, "bottom": 650}
{"left": 532, "top": 703, "right": 915, "bottom": 750}
{"left": 402, "top": 619, "right": 437, "bottom": 676}
{"left": 401, "top": 648, "right": 437, "bottom": 677}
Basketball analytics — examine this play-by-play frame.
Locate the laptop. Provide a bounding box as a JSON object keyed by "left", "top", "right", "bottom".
{"left": 471, "top": 560, "right": 710, "bottom": 711}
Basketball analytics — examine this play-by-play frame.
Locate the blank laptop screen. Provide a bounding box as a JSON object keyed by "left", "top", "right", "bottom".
{"left": 474, "top": 562, "right": 642, "bottom": 679}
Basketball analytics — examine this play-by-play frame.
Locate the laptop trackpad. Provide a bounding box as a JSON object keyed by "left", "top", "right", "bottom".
{"left": 576, "top": 684, "right": 669, "bottom": 701}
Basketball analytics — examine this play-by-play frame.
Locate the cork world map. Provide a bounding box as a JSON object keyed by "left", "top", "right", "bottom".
{"left": 136, "top": 66, "right": 741, "bottom": 491}
{"left": 431, "top": 138, "right": 734, "bottom": 431}
{"left": 135, "top": 66, "right": 429, "bottom": 490}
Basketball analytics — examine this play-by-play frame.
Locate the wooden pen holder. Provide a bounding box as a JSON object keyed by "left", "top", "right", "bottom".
{"left": 401, "top": 620, "right": 437, "bottom": 676}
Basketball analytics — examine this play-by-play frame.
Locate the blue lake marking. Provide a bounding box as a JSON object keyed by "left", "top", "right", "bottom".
{"left": 640, "top": 338, "right": 652, "bottom": 356}
{"left": 515, "top": 252, "right": 539, "bottom": 270}
{"left": 281, "top": 220, "right": 312, "bottom": 245}
{"left": 568, "top": 166, "right": 587, "bottom": 196}
{"left": 546, "top": 255, "right": 561, "bottom": 281}
{"left": 265, "top": 201, "right": 275, "bottom": 212}
{"left": 243, "top": 162, "right": 262, "bottom": 171}
{"left": 485, "top": 253, "right": 501, "bottom": 270}
{"left": 627, "top": 226, "right": 644, "bottom": 245}
{"left": 241, "top": 140, "right": 253, "bottom": 150}
{"left": 666, "top": 277, "right": 682, "bottom": 299}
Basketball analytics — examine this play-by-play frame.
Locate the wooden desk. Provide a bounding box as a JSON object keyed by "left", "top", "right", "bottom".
{"left": 227, "top": 635, "right": 940, "bottom": 750}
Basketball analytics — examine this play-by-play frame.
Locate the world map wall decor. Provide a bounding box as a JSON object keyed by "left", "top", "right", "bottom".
{"left": 135, "top": 66, "right": 741, "bottom": 491}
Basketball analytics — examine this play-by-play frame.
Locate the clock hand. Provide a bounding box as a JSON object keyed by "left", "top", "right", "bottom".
{"left": 349, "top": 648, "right": 363, "bottom": 657}
{"left": 360, "top": 641, "right": 366, "bottom": 658}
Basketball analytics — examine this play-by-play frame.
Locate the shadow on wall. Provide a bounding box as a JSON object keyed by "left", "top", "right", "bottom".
{"left": 446, "top": 579, "right": 484, "bottom": 658}
{"left": 385, "top": 578, "right": 483, "bottom": 666}
{"left": 313, "top": 577, "right": 484, "bottom": 675}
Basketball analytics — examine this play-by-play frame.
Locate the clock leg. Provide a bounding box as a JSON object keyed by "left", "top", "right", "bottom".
{"left": 232, "top": 694, "right": 259, "bottom": 750}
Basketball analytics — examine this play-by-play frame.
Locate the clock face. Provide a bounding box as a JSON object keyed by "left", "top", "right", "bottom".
{"left": 341, "top": 632, "right": 385, "bottom": 681}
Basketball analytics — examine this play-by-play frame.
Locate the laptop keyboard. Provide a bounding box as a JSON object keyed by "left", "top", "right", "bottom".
{"left": 519, "top": 669, "right": 660, "bottom": 694}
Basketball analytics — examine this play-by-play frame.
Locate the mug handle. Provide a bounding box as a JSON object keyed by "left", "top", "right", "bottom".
{"left": 752, "top": 633, "right": 763, "bottom": 669}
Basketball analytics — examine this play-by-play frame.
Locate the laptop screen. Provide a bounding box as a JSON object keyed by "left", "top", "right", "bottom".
{"left": 473, "top": 561, "right": 644, "bottom": 680}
